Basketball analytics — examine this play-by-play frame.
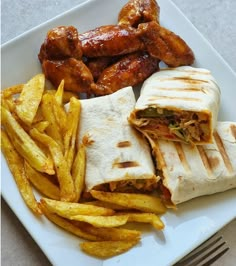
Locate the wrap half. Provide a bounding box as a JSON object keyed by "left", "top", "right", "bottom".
{"left": 147, "top": 121, "right": 236, "bottom": 205}
{"left": 129, "top": 66, "right": 221, "bottom": 144}
{"left": 78, "top": 86, "right": 158, "bottom": 192}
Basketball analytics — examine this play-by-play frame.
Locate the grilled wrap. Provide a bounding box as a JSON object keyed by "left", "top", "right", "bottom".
{"left": 129, "top": 66, "right": 221, "bottom": 144}
{"left": 78, "top": 86, "right": 158, "bottom": 192}
{"left": 147, "top": 121, "right": 236, "bottom": 205}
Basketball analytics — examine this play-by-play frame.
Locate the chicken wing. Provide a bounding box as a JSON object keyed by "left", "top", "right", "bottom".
{"left": 90, "top": 52, "right": 159, "bottom": 95}
{"left": 42, "top": 58, "right": 94, "bottom": 94}
{"left": 38, "top": 26, "right": 83, "bottom": 63}
{"left": 138, "top": 21, "right": 194, "bottom": 67}
{"left": 118, "top": 0, "right": 160, "bottom": 27}
{"left": 85, "top": 56, "right": 121, "bottom": 81}
{"left": 79, "top": 25, "right": 144, "bottom": 58}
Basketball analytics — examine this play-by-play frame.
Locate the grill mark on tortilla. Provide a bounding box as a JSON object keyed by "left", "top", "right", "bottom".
{"left": 113, "top": 161, "right": 139, "bottom": 168}
{"left": 170, "top": 77, "right": 209, "bottom": 84}
{"left": 160, "top": 68, "right": 211, "bottom": 75}
{"left": 230, "top": 124, "right": 236, "bottom": 139}
{"left": 117, "top": 141, "right": 131, "bottom": 148}
{"left": 174, "top": 143, "right": 190, "bottom": 172}
{"left": 197, "top": 146, "right": 213, "bottom": 176}
{"left": 213, "top": 131, "right": 233, "bottom": 173}
{"left": 148, "top": 96, "right": 201, "bottom": 102}
{"left": 154, "top": 87, "right": 206, "bottom": 93}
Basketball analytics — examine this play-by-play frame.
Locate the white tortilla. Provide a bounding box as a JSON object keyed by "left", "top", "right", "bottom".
{"left": 130, "top": 66, "right": 221, "bottom": 144}
{"left": 148, "top": 121, "right": 236, "bottom": 205}
{"left": 78, "top": 86, "right": 158, "bottom": 191}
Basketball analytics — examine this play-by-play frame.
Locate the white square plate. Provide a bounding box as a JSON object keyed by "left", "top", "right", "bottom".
{"left": 1, "top": 0, "right": 236, "bottom": 265}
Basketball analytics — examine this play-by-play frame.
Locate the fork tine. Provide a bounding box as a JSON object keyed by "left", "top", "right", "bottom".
{"left": 173, "top": 235, "right": 229, "bottom": 266}
{"left": 187, "top": 241, "right": 227, "bottom": 266}
{"left": 173, "top": 235, "right": 222, "bottom": 266}
{"left": 201, "top": 247, "right": 229, "bottom": 266}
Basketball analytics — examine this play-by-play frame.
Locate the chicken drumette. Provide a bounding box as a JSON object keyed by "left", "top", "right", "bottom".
{"left": 42, "top": 58, "right": 94, "bottom": 93}
{"left": 91, "top": 52, "right": 159, "bottom": 95}
{"left": 38, "top": 26, "right": 82, "bottom": 62}
{"left": 38, "top": 26, "right": 95, "bottom": 94}
{"left": 79, "top": 24, "right": 144, "bottom": 58}
{"left": 138, "top": 21, "right": 194, "bottom": 67}
{"left": 118, "top": 0, "right": 160, "bottom": 27}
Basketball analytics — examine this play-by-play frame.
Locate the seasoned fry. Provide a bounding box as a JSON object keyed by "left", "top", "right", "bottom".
{"left": 24, "top": 162, "right": 60, "bottom": 200}
{"left": 40, "top": 197, "right": 115, "bottom": 216}
{"left": 1, "top": 129, "right": 41, "bottom": 215}
{"left": 65, "top": 214, "right": 129, "bottom": 228}
{"left": 72, "top": 143, "right": 86, "bottom": 202}
{"left": 32, "top": 121, "right": 50, "bottom": 132}
{"left": 1, "top": 96, "right": 16, "bottom": 112}
{"left": 30, "top": 128, "right": 76, "bottom": 202}
{"left": 122, "top": 212, "right": 164, "bottom": 230}
{"left": 79, "top": 222, "right": 141, "bottom": 241}
{"left": 15, "top": 74, "right": 45, "bottom": 125}
{"left": 1, "top": 84, "right": 24, "bottom": 98}
{"left": 44, "top": 89, "right": 79, "bottom": 104}
{"left": 64, "top": 97, "right": 81, "bottom": 170}
{"left": 85, "top": 200, "right": 130, "bottom": 211}
{"left": 90, "top": 190, "right": 166, "bottom": 214}
{"left": 51, "top": 96, "right": 67, "bottom": 135}
{"left": 41, "top": 93, "right": 64, "bottom": 150}
{"left": 40, "top": 203, "right": 101, "bottom": 241}
{"left": 54, "top": 79, "right": 64, "bottom": 105}
{"left": 1, "top": 106, "right": 54, "bottom": 175}
{"left": 80, "top": 240, "right": 139, "bottom": 258}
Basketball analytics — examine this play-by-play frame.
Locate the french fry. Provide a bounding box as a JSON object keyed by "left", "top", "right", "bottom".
{"left": 79, "top": 222, "right": 141, "bottom": 241}
{"left": 90, "top": 190, "right": 166, "bottom": 214}
{"left": 44, "top": 89, "right": 79, "bottom": 104}
{"left": 1, "top": 129, "right": 41, "bottom": 215}
{"left": 54, "top": 79, "right": 64, "bottom": 105}
{"left": 51, "top": 96, "right": 67, "bottom": 135}
{"left": 64, "top": 214, "right": 129, "bottom": 228}
{"left": 85, "top": 200, "right": 133, "bottom": 211}
{"left": 1, "top": 84, "right": 24, "bottom": 98}
{"left": 24, "top": 162, "right": 60, "bottom": 200}
{"left": 80, "top": 240, "right": 139, "bottom": 258}
{"left": 64, "top": 97, "right": 81, "bottom": 170}
{"left": 40, "top": 198, "right": 115, "bottom": 216}
{"left": 72, "top": 143, "right": 86, "bottom": 202}
{"left": 30, "top": 128, "right": 75, "bottom": 202}
{"left": 32, "top": 121, "right": 50, "bottom": 132}
{"left": 40, "top": 203, "right": 101, "bottom": 241}
{"left": 1, "top": 96, "right": 16, "bottom": 113}
{"left": 1, "top": 106, "right": 54, "bottom": 175}
{"left": 121, "top": 212, "right": 164, "bottom": 230}
{"left": 41, "top": 93, "right": 64, "bottom": 150}
{"left": 15, "top": 74, "right": 45, "bottom": 125}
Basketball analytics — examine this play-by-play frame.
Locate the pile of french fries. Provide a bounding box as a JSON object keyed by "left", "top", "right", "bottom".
{"left": 1, "top": 74, "right": 166, "bottom": 258}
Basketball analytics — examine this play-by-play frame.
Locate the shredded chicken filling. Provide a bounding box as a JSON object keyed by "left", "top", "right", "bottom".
{"left": 136, "top": 107, "right": 210, "bottom": 143}
{"left": 93, "top": 178, "right": 158, "bottom": 193}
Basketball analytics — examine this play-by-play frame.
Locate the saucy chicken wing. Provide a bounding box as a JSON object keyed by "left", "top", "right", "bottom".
{"left": 118, "top": 0, "right": 160, "bottom": 27}
{"left": 85, "top": 56, "right": 121, "bottom": 81}
{"left": 138, "top": 21, "right": 194, "bottom": 67}
{"left": 42, "top": 58, "right": 94, "bottom": 93}
{"left": 90, "top": 52, "right": 159, "bottom": 95}
{"left": 38, "top": 26, "right": 83, "bottom": 63}
{"left": 79, "top": 25, "right": 144, "bottom": 58}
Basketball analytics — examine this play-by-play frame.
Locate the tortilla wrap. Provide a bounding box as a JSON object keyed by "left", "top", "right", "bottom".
{"left": 78, "top": 86, "right": 158, "bottom": 192}
{"left": 129, "top": 66, "right": 221, "bottom": 144}
{"left": 147, "top": 121, "right": 236, "bottom": 205}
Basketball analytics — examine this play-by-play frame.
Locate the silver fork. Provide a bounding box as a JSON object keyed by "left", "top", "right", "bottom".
{"left": 173, "top": 234, "right": 229, "bottom": 266}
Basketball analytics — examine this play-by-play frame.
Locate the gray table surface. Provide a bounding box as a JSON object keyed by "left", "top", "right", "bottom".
{"left": 1, "top": 0, "right": 236, "bottom": 265}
